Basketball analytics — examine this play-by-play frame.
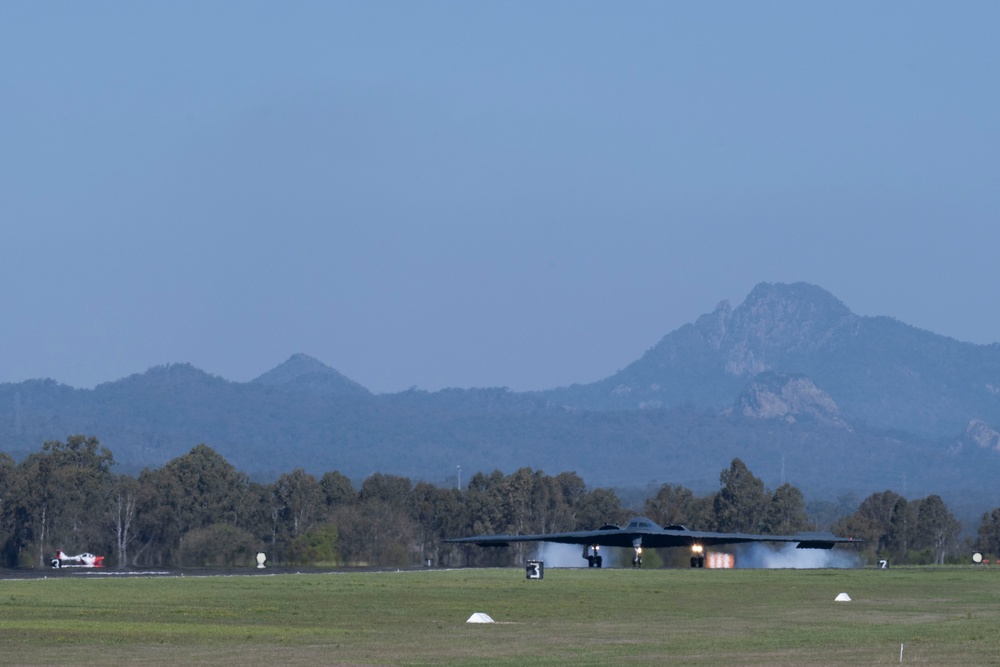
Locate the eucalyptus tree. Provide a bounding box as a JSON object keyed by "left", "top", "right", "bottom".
{"left": 571, "top": 487, "right": 626, "bottom": 532}
{"left": 334, "top": 473, "right": 415, "bottom": 566}
{"left": 134, "top": 444, "right": 250, "bottom": 565}
{"left": 270, "top": 468, "right": 324, "bottom": 541}
{"left": 977, "top": 508, "right": 1000, "bottom": 558}
{"left": 332, "top": 498, "right": 415, "bottom": 566}
{"left": 16, "top": 435, "right": 115, "bottom": 567}
{"left": 713, "top": 458, "right": 767, "bottom": 533}
{"left": 644, "top": 484, "right": 712, "bottom": 529}
{"left": 358, "top": 472, "right": 411, "bottom": 507}
{"left": 833, "top": 490, "right": 905, "bottom": 557}
{"left": 410, "top": 481, "right": 465, "bottom": 566}
{"left": 238, "top": 480, "right": 273, "bottom": 553}
{"left": 761, "top": 483, "right": 810, "bottom": 535}
{"left": 111, "top": 474, "right": 139, "bottom": 569}
{"left": 884, "top": 497, "right": 915, "bottom": 563}
{"left": 0, "top": 453, "right": 21, "bottom": 566}
{"left": 463, "top": 470, "right": 507, "bottom": 536}
{"left": 319, "top": 470, "right": 356, "bottom": 509}
{"left": 913, "top": 495, "right": 961, "bottom": 564}
{"left": 553, "top": 472, "right": 587, "bottom": 523}
{"left": 459, "top": 470, "right": 509, "bottom": 566}
{"left": 528, "top": 471, "right": 577, "bottom": 535}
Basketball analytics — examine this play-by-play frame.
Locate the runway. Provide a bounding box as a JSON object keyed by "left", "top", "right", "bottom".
{"left": 0, "top": 565, "right": 437, "bottom": 580}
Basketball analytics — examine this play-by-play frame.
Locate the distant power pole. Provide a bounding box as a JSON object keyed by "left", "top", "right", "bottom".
{"left": 457, "top": 465, "right": 462, "bottom": 491}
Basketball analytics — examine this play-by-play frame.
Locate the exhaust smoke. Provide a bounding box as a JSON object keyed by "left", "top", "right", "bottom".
{"left": 735, "top": 543, "right": 862, "bottom": 569}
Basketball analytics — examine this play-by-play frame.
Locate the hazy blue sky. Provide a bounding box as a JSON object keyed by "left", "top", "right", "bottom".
{"left": 3, "top": 2, "right": 999, "bottom": 393}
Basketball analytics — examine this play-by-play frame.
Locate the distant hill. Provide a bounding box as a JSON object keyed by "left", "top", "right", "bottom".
{"left": 251, "top": 353, "right": 371, "bottom": 397}
{"left": 2, "top": 283, "right": 1000, "bottom": 518}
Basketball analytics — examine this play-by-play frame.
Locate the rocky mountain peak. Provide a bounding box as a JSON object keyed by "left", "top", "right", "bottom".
{"left": 733, "top": 372, "right": 850, "bottom": 429}
{"left": 697, "top": 282, "right": 860, "bottom": 378}
{"left": 963, "top": 419, "right": 1000, "bottom": 451}
{"left": 730, "top": 282, "right": 856, "bottom": 348}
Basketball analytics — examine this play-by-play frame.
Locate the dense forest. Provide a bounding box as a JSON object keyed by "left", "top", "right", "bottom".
{"left": 1, "top": 435, "right": 996, "bottom": 569}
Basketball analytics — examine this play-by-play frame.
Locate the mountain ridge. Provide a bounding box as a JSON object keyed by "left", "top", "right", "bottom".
{"left": 2, "top": 282, "right": 999, "bottom": 515}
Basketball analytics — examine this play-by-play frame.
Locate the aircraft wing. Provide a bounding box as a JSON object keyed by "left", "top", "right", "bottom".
{"left": 644, "top": 529, "right": 854, "bottom": 550}
{"left": 445, "top": 527, "right": 641, "bottom": 549}
{"left": 445, "top": 517, "right": 856, "bottom": 550}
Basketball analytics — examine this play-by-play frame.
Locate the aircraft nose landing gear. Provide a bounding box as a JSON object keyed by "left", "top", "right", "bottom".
{"left": 632, "top": 547, "right": 643, "bottom": 568}
{"left": 582, "top": 545, "right": 603, "bottom": 567}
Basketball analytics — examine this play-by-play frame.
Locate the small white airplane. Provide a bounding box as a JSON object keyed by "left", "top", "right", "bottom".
{"left": 50, "top": 550, "right": 105, "bottom": 568}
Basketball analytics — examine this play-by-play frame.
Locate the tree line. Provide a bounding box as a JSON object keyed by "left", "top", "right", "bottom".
{"left": 0, "top": 435, "right": 994, "bottom": 568}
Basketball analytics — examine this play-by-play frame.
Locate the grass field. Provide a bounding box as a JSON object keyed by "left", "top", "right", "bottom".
{"left": 1, "top": 566, "right": 998, "bottom": 666}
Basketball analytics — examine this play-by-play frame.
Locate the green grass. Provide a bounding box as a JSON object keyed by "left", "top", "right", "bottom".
{"left": 1, "top": 567, "right": 999, "bottom": 665}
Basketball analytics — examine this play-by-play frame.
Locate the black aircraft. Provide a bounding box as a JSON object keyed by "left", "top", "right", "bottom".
{"left": 445, "top": 516, "right": 857, "bottom": 567}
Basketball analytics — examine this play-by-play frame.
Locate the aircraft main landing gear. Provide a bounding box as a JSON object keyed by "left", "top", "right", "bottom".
{"left": 690, "top": 544, "right": 705, "bottom": 568}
